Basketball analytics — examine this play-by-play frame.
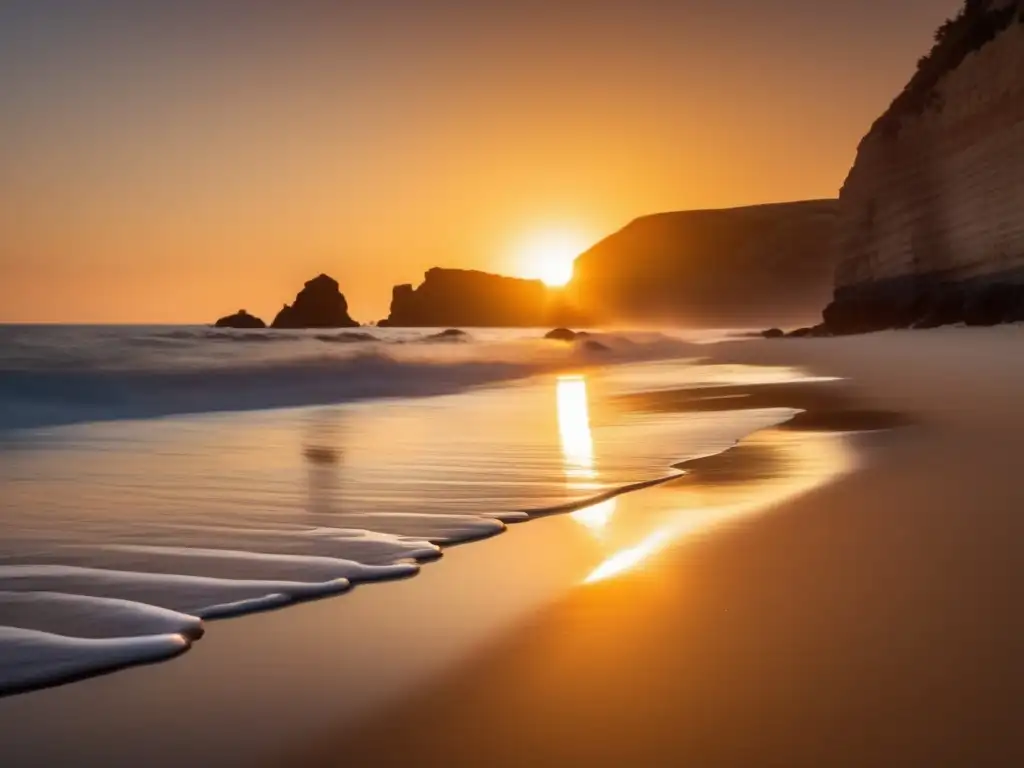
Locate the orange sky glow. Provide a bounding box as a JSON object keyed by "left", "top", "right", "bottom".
{"left": 0, "top": 1, "right": 963, "bottom": 323}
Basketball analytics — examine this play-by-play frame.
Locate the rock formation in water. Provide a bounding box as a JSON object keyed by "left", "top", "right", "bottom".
{"left": 822, "top": 0, "right": 1024, "bottom": 334}
{"left": 214, "top": 310, "right": 266, "bottom": 329}
{"left": 378, "top": 268, "right": 586, "bottom": 327}
{"left": 424, "top": 328, "right": 470, "bottom": 342}
{"left": 571, "top": 200, "right": 839, "bottom": 328}
{"left": 544, "top": 328, "right": 581, "bottom": 342}
{"left": 272, "top": 274, "right": 359, "bottom": 329}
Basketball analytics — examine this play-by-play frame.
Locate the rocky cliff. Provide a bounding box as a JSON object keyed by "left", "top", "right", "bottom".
{"left": 823, "top": 1, "right": 1024, "bottom": 333}
{"left": 570, "top": 200, "right": 839, "bottom": 327}
{"left": 379, "top": 268, "right": 585, "bottom": 327}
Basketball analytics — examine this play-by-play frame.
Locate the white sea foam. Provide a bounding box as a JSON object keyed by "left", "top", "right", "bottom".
{"left": 0, "top": 625, "right": 191, "bottom": 696}
{"left": 326, "top": 513, "right": 508, "bottom": 542}
{"left": 99, "top": 545, "right": 420, "bottom": 583}
{"left": 0, "top": 591, "right": 204, "bottom": 639}
{"left": 0, "top": 565, "right": 353, "bottom": 618}
{"left": 141, "top": 524, "right": 443, "bottom": 563}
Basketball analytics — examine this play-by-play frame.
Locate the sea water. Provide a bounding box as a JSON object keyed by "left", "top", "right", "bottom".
{"left": 0, "top": 325, "right": 802, "bottom": 694}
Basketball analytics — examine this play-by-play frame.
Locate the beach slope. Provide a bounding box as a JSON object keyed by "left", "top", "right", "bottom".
{"left": 299, "top": 329, "right": 1024, "bottom": 767}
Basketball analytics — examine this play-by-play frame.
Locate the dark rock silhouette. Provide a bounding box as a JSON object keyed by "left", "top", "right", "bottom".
{"left": 911, "top": 287, "right": 964, "bottom": 330}
{"left": 761, "top": 328, "right": 785, "bottom": 339}
{"left": 214, "top": 310, "right": 266, "bottom": 329}
{"left": 303, "top": 445, "right": 339, "bottom": 465}
{"left": 378, "top": 268, "right": 587, "bottom": 328}
{"left": 572, "top": 200, "right": 839, "bottom": 328}
{"left": 963, "top": 285, "right": 1022, "bottom": 327}
{"left": 545, "top": 328, "right": 579, "bottom": 342}
{"left": 271, "top": 274, "right": 359, "bottom": 329}
{"left": 425, "top": 329, "right": 470, "bottom": 342}
{"left": 786, "top": 324, "right": 831, "bottom": 338}
{"left": 824, "top": 279, "right": 1024, "bottom": 335}
{"left": 315, "top": 332, "right": 377, "bottom": 344}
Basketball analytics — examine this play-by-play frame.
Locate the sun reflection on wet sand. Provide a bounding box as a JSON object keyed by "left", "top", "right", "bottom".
{"left": 555, "top": 375, "right": 620, "bottom": 534}
{"left": 583, "top": 428, "right": 854, "bottom": 584}
{"left": 584, "top": 525, "right": 675, "bottom": 583}
{"left": 556, "top": 375, "right": 597, "bottom": 482}
{"left": 554, "top": 368, "right": 856, "bottom": 585}
{"left": 571, "top": 498, "right": 617, "bottom": 533}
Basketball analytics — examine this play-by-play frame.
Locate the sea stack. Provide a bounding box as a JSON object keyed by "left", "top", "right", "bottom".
{"left": 378, "top": 268, "right": 586, "bottom": 327}
{"left": 271, "top": 274, "right": 360, "bottom": 329}
{"left": 214, "top": 310, "right": 266, "bottom": 329}
{"left": 822, "top": 0, "right": 1024, "bottom": 333}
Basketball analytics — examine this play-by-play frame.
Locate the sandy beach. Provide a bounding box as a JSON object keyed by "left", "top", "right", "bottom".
{"left": 292, "top": 328, "right": 1024, "bottom": 767}
{"left": 3, "top": 329, "right": 1024, "bottom": 767}
{"left": 6, "top": 2, "right": 1024, "bottom": 765}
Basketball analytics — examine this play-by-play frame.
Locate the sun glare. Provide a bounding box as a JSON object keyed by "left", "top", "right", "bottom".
{"left": 518, "top": 231, "right": 589, "bottom": 287}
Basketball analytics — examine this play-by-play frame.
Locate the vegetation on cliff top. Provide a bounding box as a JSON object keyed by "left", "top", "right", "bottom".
{"left": 872, "top": 0, "right": 1022, "bottom": 138}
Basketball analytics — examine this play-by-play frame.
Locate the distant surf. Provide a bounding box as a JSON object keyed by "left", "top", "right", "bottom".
{"left": 0, "top": 325, "right": 701, "bottom": 431}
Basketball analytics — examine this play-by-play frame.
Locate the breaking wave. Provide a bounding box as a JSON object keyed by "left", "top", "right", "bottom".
{"left": 0, "top": 325, "right": 698, "bottom": 430}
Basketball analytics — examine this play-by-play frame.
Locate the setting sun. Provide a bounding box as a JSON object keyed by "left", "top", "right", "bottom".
{"left": 516, "top": 231, "right": 590, "bottom": 287}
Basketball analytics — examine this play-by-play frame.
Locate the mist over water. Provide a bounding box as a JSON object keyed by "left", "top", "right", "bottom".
{"left": 0, "top": 325, "right": 713, "bottom": 431}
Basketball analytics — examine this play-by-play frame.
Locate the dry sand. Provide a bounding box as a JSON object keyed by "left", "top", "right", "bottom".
{"left": 296, "top": 328, "right": 1024, "bottom": 767}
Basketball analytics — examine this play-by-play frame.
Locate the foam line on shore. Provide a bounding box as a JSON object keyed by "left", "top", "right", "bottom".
{"left": 0, "top": 591, "right": 205, "bottom": 640}
{"left": 0, "top": 626, "right": 192, "bottom": 698}
{"left": 0, "top": 565, "right": 355, "bottom": 619}
{"left": 139, "top": 524, "right": 444, "bottom": 563}
{"left": 99, "top": 545, "right": 420, "bottom": 583}
{"left": 0, "top": 365, "right": 903, "bottom": 699}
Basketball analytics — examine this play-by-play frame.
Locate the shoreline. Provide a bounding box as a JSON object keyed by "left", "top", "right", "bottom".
{"left": 5, "top": 328, "right": 1024, "bottom": 766}
{"left": 0, "top": 351, "right": 820, "bottom": 767}
{"left": 293, "top": 328, "right": 1024, "bottom": 767}
{"left": 0, "top": 352, "right": 853, "bottom": 768}
{"left": 0, "top": 353, "right": 800, "bottom": 699}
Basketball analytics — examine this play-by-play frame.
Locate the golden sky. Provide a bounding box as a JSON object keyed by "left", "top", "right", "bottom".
{"left": 0, "top": 1, "right": 963, "bottom": 323}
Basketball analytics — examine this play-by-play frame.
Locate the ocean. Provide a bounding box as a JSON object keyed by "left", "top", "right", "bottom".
{"left": 0, "top": 324, "right": 805, "bottom": 695}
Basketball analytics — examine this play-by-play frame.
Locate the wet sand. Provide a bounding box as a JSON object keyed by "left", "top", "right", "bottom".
{"left": 0, "top": 358, "right": 815, "bottom": 768}
{"left": 4, "top": 328, "right": 1024, "bottom": 767}
{"left": 298, "top": 328, "right": 1024, "bottom": 767}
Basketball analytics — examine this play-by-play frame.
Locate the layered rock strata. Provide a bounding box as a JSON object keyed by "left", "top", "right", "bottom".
{"left": 824, "top": 1, "right": 1024, "bottom": 333}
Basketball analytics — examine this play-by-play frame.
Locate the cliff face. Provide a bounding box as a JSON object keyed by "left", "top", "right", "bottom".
{"left": 824, "top": 1, "right": 1024, "bottom": 332}
{"left": 379, "top": 268, "right": 584, "bottom": 327}
{"left": 571, "top": 200, "right": 839, "bottom": 327}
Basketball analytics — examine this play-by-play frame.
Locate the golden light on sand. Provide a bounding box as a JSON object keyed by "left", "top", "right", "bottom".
{"left": 584, "top": 527, "right": 675, "bottom": 583}
{"left": 572, "top": 498, "right": 617, "bottom": 532}
{"left": 517, "top": 231, "right": 588, "bottom": 287}
{"left": 583, "top": 429, "right": 855, "bottom": 585}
